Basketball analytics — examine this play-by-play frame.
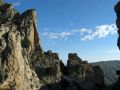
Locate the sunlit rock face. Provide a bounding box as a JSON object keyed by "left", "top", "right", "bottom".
{"left": 0, "top": 1, "right": 63, "bottom": 89}
{"left": 0, "top": 1, "right": 106, "bottom": 90}
{"left": 0, "top": 1, "right": 42, "bottom": 90}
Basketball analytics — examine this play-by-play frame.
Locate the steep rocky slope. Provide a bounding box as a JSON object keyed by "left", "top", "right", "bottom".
{"left": 40, "top": 53, "right": 104, "bottom": 90}
{"left": 92, "top": 60, "right": 120, "bottom": 85}
{"left": 0, "top": 1, "right": 106, "bottom": 90}
{"left": 0, "top": 1, "right": 42, "bottom": 90}
{"left": 109, "top": 1, "right": 120, "bottom": 90}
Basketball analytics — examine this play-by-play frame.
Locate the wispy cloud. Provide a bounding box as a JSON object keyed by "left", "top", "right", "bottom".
{"left": 107, "top": 50, "right": 120, "bottom": 54}
{"left": 71, "top": 28, "right": 92, "bottom": 35}
{"left": 43, "top": 24, "right": 117, "bottom": 41}
{"left": 13, "top": 2, "right": 21, "bottom": 7}
{"left": 43, "top": 32, "right": 74, "bottom": 40}
{"left": 81, "top": 24, "right": 117, "bottom": 41}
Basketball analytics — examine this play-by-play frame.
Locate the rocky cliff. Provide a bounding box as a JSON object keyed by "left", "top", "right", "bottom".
{"left": 40, "top": 53, "right": 104, "bottom": 90}
{"left": 115, "top": 1, "right": 120, "bottom": 50}
{"left": 109, "top": 1, "right": 120, "bottom": 90}
{"left": 0, "top": 1, "right": 106, "bottom": 90}
{"left": 0, "top": 1, "right": 41, "bottom": 90}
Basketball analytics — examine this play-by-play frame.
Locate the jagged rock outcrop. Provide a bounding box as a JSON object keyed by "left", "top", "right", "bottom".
{"left": 66, "top": 53, "right": 104, "bottom": 90}
{"left": 0, "top": 1, "right": 42, "bottom": 90}
{"left": 0, "top": 1, "right": 63, "bottom": 89}
{"left": 67, "top": 53, "right": 91, "bottom": 80}
{"left": 41, "top": 53, "right": 105, "bottom": 90}
{"left": 0, "top": 1, "right": 106, "bottom": 90}
{"left": 33, "top": 50, "right": 63, "bottom": 85}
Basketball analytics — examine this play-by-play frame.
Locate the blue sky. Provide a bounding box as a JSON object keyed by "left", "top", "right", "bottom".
{"left": 5, "top": 0, "right": 120, "bottom": 63}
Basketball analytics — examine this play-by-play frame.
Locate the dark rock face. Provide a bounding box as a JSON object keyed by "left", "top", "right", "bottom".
{"left": 111, "top": 1, "right": 120, "bottom": 90}
{"left": 67, "top": 53, "right": 104, "bottom": 90}
{"left": 115, "top": 1, "right": 120, "bottom": 49}
{"left": 67, "top": 53, "right": 91, "bottom": 80}
{"left": 34, "top": 50, "right": 62, "bottom": 85}
{"left": 40, "top": 53, "right": 105, "bottom": 90}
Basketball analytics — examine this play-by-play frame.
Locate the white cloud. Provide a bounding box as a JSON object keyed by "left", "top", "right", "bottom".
{"left": 71, "top": 28, "right": 92, "bottom": 35}
{"left": 79, "top": 28, "right": 92, "bottom": 35}
{"left": 43, "top": 24, "right": 117, "bottom": 41}
{"left": 81, "top": 35, "right": 94, "bottom": 41}
{"left": 81, "top": 24, "right": 117, "bottom": 41}
{"left": 13, "top": 2, "right": 21, "bottom": 7}
{"left": 43, "top": 32, "right": 73, "bottom": 40}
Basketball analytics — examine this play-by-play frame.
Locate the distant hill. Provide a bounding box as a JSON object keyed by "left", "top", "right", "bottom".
{"left": 91, "top": 60, "right": 120, "bottom": 85}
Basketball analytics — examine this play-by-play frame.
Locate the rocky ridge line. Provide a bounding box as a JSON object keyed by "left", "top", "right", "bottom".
{"left": 0, "top": 1, "right": 105, "bottom": 90}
